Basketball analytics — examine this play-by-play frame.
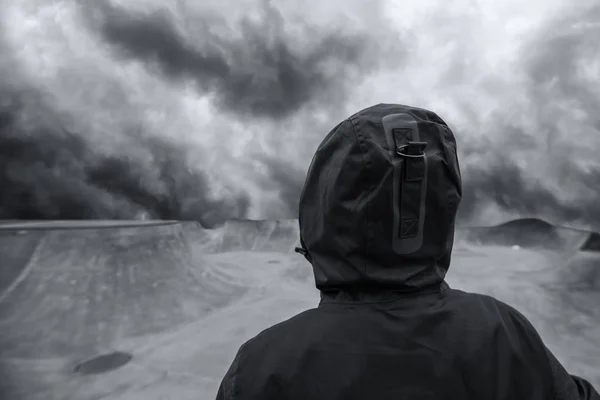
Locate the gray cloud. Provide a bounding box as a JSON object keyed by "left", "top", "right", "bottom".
{"left": 0, "top": 0, "right": 394, "bottom": 225}
{"left": 89, "top": 1, "right": 377, "bottom": 120}
{"left": 245, "top": 2, "right": 600, "bottom": 230}
{"left": 458, "top": 156, "right": 600, "bottom": 227}
{"left": 0, "top": 87, "right": 249, "bottom": 226}
{"left": 0, "top": 0, "right": 598, "bottom": 232}
{"left": 453, "top": 4, "right": 600, "bottom": 229}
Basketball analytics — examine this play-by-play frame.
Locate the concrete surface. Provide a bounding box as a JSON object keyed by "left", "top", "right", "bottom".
{"left": 0, "top": 218, "right": 598, "bottom": 399}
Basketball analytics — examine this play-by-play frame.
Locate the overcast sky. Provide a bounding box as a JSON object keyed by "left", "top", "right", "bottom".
{"left": 0, "top": 0, "right": 599, "bottom": 229}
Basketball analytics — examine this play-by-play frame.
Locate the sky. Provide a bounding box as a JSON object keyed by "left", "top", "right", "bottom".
{"left": 0, "top": 0, "right": 599, "bottom": 229}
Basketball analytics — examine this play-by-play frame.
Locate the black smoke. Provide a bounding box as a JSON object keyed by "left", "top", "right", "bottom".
{"left": 0, "top": 89, "right": 249, "bottom": 226}
{"left": 0, "top": 0, "right": 385, "bottom": 224}
{"left": 457, "top": 3, "right": 600, "bottom": 229}
{"left": 458, "top": 156, "right": 600, "bottom": 228}
{"left": 249, "top": 2, "right": 600, "bottom": 231}
{"left": 1, "top": 0, "right": 599, "bottom": 231}
{"left": 89, "top": 0, "right": 373, "bottom": 120}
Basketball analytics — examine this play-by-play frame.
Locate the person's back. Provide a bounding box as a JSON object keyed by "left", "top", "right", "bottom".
{"left": 216, "top": 104, "right": 599, "bottom": 400}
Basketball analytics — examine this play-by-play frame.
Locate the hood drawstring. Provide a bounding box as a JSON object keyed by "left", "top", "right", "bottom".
{"left": 294, "top": 246, "right": 308, "bottom": 255}
{"left": 296, "top": 233, "right": 312, "bottom": 261}
{"left": 295, "top": 245, "right": 313, "bottom": 263}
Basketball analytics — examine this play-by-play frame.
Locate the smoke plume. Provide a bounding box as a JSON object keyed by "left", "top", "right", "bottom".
{"left": 0, "top": 0, "right": 598, "bottom": 230}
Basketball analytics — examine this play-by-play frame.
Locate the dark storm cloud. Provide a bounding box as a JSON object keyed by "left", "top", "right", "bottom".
{"left": 88, "top": 1, "right": 374, "bottom": 119}
{"left": 2, "top": 0, "right": 598, "bottom": 230}
{"left": 0, "top": 89, "right": 249, "bottom": 226}
{"left": 454, "top": 4, "right": 600, "bottom": 229}
{"left": 251, "top": 2, "right": 600, "bottom": 229}
{"left": 0, "top": 0, "right": 389, "bottom": 225}
{"left": 458, "top": 157, "right": 600, "bottom": 228}
{"left": 526, "top": 10, "right": 600, "bottom": 114}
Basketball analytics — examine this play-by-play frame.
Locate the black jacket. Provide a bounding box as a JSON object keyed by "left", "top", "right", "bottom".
{"left": 216, "top": 104, "right": 599, "bottom": 400}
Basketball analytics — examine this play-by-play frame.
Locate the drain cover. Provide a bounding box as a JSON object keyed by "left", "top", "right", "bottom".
{"left": 74, "top": 351, "right": 133, "bottom": 375}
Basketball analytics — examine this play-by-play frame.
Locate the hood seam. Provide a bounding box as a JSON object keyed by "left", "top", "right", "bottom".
{"left": 348, "top": 116, "right": 371, "bottom": 281}
{"left": 318, "top": 282, "right": 449, "bottom": 305}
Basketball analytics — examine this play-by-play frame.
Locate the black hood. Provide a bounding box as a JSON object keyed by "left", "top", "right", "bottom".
{"left": 298, "top": 104, "right": 462, "bottom": 294}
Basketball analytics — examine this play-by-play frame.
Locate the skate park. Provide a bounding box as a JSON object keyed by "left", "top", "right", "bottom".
{"left": 1, "top": 0, "right": 600, "bottom": 398}
{"left": 0, "top": 217, "right": 598, "bottom": 399}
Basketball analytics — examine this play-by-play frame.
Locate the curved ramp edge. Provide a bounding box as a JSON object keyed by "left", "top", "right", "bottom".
{"left": 0, "top": 222, "right": 246, "bottom": 360}
{"left": 0, "top": 231, "right": 44, "bottom": 298}
{"left": 457, "top": 217, "right": 592, "bottom": 251}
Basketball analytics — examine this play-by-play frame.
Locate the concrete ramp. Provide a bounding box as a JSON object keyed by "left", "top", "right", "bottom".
{"left": 556, "top": 251, "right": 600, "bottom": 291}
{"left": 2, "top": 223, "right": 203, "bottom": 358}
{"left": 199, "top": 219, "right": 300, "bottom": 253}
{"left": 581, "top": 232, "right": 600, "bottom": 252}
{"left": 0, "top": 218, "right": 598, "bottom": 399}
{"left": 0, "top": 231, "right": 44, "bottom": 298}
{"left": 456, "top": 217, "right": 594, "bottom": 251}
{"left": 0, "top": 221, "right": 252, "bottom": 400}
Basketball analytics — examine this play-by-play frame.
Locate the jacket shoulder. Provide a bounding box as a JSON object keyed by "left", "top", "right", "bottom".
{"left": 246, "top": 307, "right": 322, "bottom": 350}
{"left": 450, "top": 290, "right": 548, "bottom": 348}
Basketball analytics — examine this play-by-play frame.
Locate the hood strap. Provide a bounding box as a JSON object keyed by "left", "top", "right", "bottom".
{"left": 384, "top": 116, "right": 429, "bottom": 254}
{"left": 397, "top": 141, "right": 428, "bottom": 239}
{"left": 397, "top": 141, "right": 427, "bottom": 181}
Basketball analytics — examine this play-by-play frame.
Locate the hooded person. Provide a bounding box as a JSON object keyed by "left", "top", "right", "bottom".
{"left": 215, "top": 103, "right": 599, "bottom": 400}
